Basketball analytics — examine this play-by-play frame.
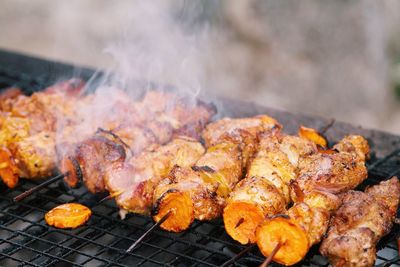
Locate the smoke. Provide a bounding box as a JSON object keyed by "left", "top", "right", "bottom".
{"left": 89, "top": 1, "right": 210, "bottom": 100}
{"left": 55, "top": 1, "right": 216, "bottom": 155}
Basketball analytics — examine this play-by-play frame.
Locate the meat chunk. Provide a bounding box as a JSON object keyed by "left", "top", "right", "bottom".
{"left": 320, "top": 177, "right": 400, "bottom": 267}
{"left": 105, "top": 137, "right": 205, "bottom": 215}
{"left": 71, "top": 135, "right": 126, "bottom": 193}
{"left": 14, "top": 131, "right": 56, "bottom": 178}
{"left": 223, "top": 131, "right": 318, "bottom": 244}
{"left": 153, "top": 166, "right": 222, "bottom": 232}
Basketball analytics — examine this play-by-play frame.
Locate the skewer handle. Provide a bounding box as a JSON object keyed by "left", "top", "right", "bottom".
{"left": 13, "top": 172, "right": 67, "bottom": 202}
{"left": 126, "top": 210, "right": 172, "bottom": 253}
{"left": 260, "top": 242, "right": 281, "bottom": 267}
{"left": 220, "top": 244, "right": 256, "bottom": 267}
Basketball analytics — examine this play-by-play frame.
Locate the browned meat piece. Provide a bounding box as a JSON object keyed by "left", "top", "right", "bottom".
{"left": 137, "top": 92, "right": 216, "bottom": 140}
{"left": 333, "top": 135, "right": 370, "bottom": 162}
{"left": 291, "top": 135, "right": 369, "bottom": 202}
{"left": 0, "top": 146, "right": 19, "bottom": 188}
{"left": 13, "top": 131, "right": 56, "bottom": 178}
{"left": 152, "top": 166, "right": 221, "bottom": 232}
{"left": 105, "top": 137, "right": 205, "bottom": 215}
{"left": 0, "top": 87, "right": 23, "bottom": 111}
{"left": 202, "top": 115, "right": 280, "bottom": 147}
{"left": 63, "top": 134, "right": 126, "bottom": 193}
{"left": 292, "top": 152, "right": 367, "bottom": 201}
{"left": 9, "top": 80, "right": 84, "bottom": 134}
{"left": 152, "top": 140, "right": 243, "bottom": 232}
{"left": 0, "top": 116, "right": 57, "bottom": 184}
{"left": 42, "top": 78, "right": 85, "bottom": 97}
{"left": 320, "top": 177, "right": 400, "bottom": 267}
{"left": 194, "top": 141, "right": 243, "bottom": 198}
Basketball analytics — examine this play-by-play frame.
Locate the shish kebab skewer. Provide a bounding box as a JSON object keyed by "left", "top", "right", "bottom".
{"left": 220, "top": 122, "right": 335, "bottom": 267}
{"left": 319, "top": 176, "right": 400, "bottom": 267}
{"left": 222, "top": 128, "right": 321, "bottom": 244}
{"left": 59, "top": 93, "right": 215, "bottom": 195}
{"left": 12, "top": 89, "right": 215, "bottom": 200}
{"left": 256, "top": 135, "right": 370, "bottom": 266}
{"left": 0, "top": 79, "right": 86, "bottom": 189}
{"left": 151, "top": 115, "right": 281, "bottom": 232}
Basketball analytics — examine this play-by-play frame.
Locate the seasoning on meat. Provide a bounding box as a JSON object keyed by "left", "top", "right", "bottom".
{"left": 320, "top": 177, "right": 400, "bottom": 267}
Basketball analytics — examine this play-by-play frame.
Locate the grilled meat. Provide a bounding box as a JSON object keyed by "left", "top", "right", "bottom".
{"left": 256, "top": 135, "right": 369, "bottom": 266}
{"left": 13, "top": 131, "right": 56, "bottom": 178}
{"left": 153, "top": 140, "right": 242, "bottom": 232}
{"left": 0, "top": 80, "right": 87, "bottom": 187}
{"left": 153, "top": 166, "right": 221, "bottom": 232}
{"left": 291, "top": 135, "right": 369, "bottom": 202}
{"left": 104, "top": 137, "right": 205, "bottom": 215}
{"left": 202, "top": 115, "right": 280, "bottom": 167}
{"left": 320, "top": 177, "right": 400, "bottom": 267}
{"left": 224, "top": 131, "right": 318, "bottom": 244}
{"left": 0, "top": 83, "right": 214, "bottom": 190}
{"left": 152, "top": 116, "right": 280, "bottom": 232}
{"left": 0, "top": 87, "right": 23, "bottom": 111}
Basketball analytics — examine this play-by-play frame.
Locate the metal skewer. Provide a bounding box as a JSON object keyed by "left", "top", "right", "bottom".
{"left": 126, "top": 210, "right": 172, "bottom": 253}
{"left": 260, "top": 242, "right": 282, "bottom": 267}
{"left": 319, "top": 118, "right": 335, "bottom": 135}
{"left": 13, "top": 172, "right": 68, "bottom": 202}
{"left": 235, "top": 218, "right": 245, "bottom": 228}
{"left": 220, "top": 244, "right": 256, "bottom": 267}
{"left": 98, "top": 191, "right": 123, "bottom": 204}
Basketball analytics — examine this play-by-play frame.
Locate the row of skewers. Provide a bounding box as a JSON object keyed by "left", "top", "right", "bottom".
{"left": 1, "top": 80, "right": 399, "bottom": 266}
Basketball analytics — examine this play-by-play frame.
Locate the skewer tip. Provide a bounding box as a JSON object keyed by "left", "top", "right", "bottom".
{"left": 13, "top": 172, "right": 66, "bottom": 202}
{"left": 235, "top": 217, "right": 245, "bottom": 228}
{"left": 125, "top": 210, "right": 172, "bottom": 253}
{"left": 260, "top": 242, "right": 281, "bottom": 267}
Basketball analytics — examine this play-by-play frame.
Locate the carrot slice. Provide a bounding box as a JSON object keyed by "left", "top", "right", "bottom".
{"left": 152, "top": 191, "right": 194, "bottom": 232}
{"left": 298, "top": 126, "right": 328, "bottom": 148}
{"left": 256, "top": 217, "right": 309, "bottom": 266}
{"left": 223, "top": 201, "right": 265, "bottom": 244}
{"left": 0, "top": 146, "right": 19, "bottom": 188}
{"left": 45, "top": 203, "right": 91, "bottom": 229}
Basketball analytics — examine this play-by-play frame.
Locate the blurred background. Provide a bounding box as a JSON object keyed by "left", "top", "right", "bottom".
{"left": 1, "top": 0, "right": 400, "bottom": 133}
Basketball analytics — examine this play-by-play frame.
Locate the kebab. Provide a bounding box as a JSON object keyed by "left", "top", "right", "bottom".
{"left": 104, "top": 136, "right": 206, "bottom": 218}
{"left": 223, "top": 128, "right": 320, "bottom": 245}
{"left": 320, "top": 176, "right": 400, "bottom": 267}
{"left": 5, "top": 84, "right": 214, "bottom": 194}
{"left": 59, "top": 93, "right": 215, "bottom": 194}
{"left": 256, "top": 135, "right": 370, "bottom": 266}
{"left": 0, "top": 79, "right": 86, "bottom": 188}
{"left": 151, "top": 115, "right": 281, "bottom": 232}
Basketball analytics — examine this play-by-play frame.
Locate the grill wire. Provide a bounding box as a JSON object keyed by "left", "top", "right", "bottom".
{"left": 0, "top": 63, "right": 399, "bottom": 267}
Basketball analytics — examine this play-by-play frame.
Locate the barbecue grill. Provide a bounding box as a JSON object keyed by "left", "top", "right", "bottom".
{"left": 0, "top": 49, "right": 399, "bottom": 267}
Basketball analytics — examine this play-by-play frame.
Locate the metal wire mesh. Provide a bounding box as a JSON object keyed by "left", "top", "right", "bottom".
{"left": 0, "top": 53, "right": 399, "bottom": 267}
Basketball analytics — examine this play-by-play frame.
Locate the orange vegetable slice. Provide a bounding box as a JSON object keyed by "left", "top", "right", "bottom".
{"left": 223, "top": 201, "right": 265, "bottom": 244}
{"left": 298, "top": 126, "right": 328, "bottom": 148}
{"left": 152, "top": 191, "right": 194, "bottom": 232}
{"left": 45, "top": 203, "right": 92, "bottom": 229}
{"left": 0, "top": 146, "right": 19, "bottom": 188}
{"left": 256, "top": 217, "right": 309, "bottom": 266}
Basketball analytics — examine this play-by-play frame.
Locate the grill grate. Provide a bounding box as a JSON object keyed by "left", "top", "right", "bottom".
{"left": 0, "top": 50, "right": 400, "bottom": 267}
